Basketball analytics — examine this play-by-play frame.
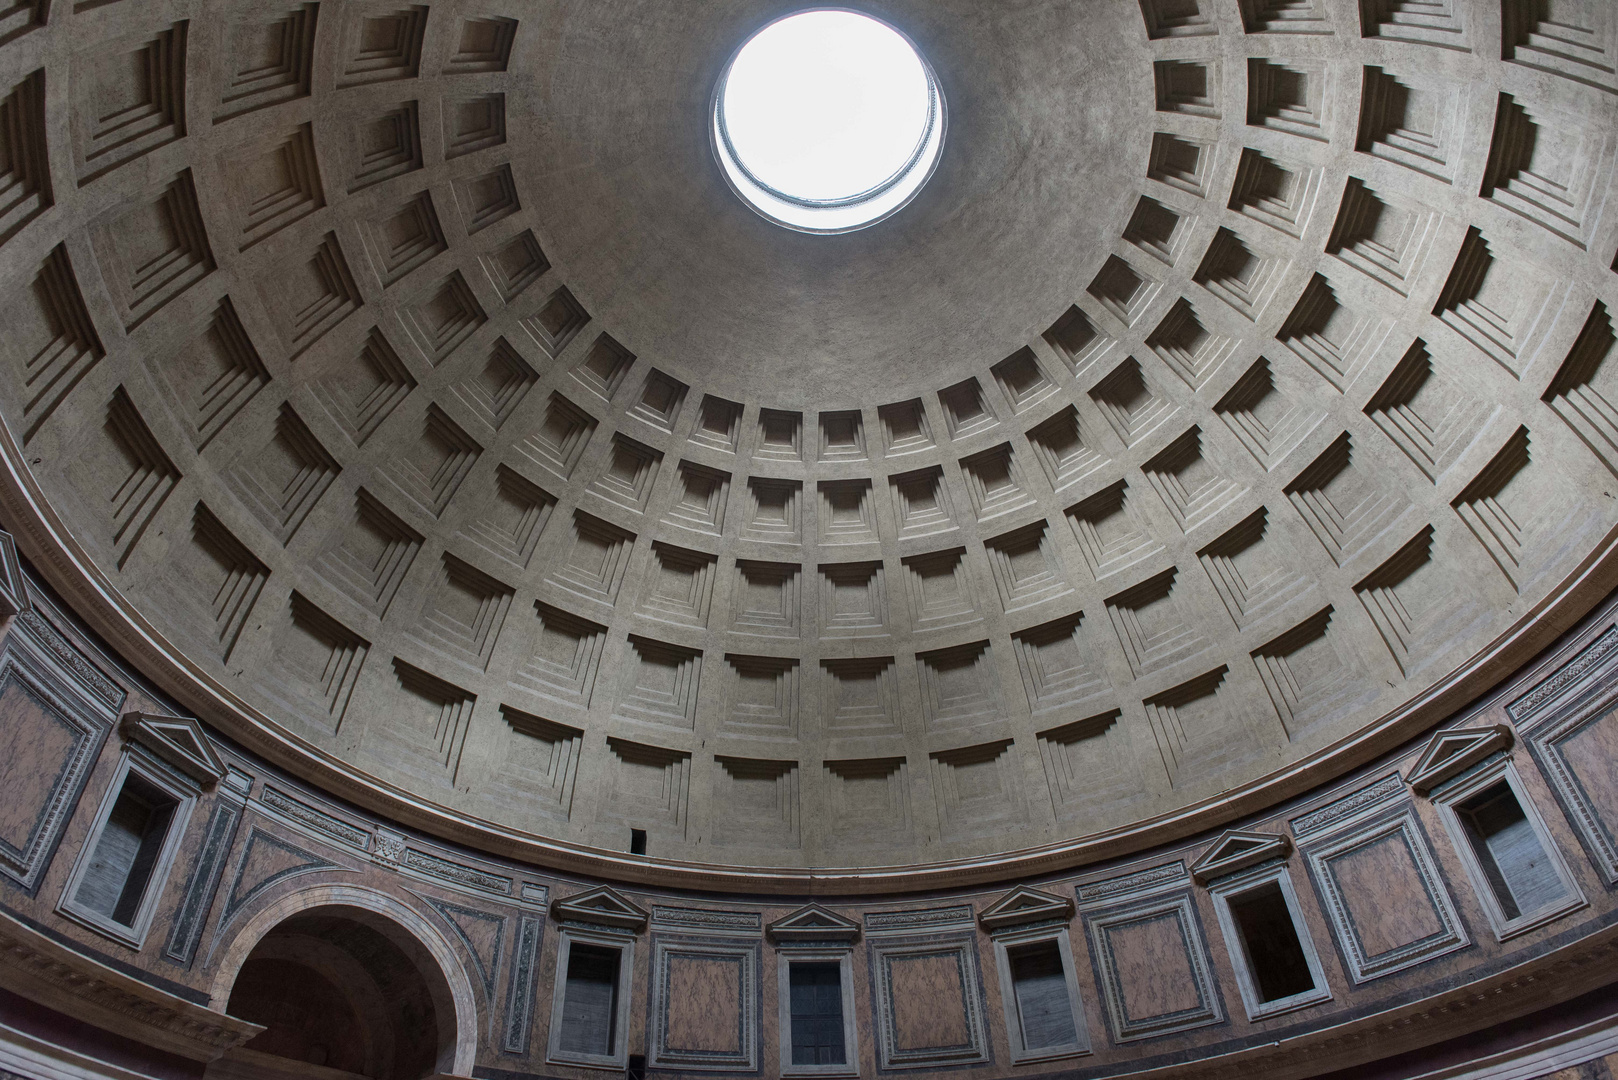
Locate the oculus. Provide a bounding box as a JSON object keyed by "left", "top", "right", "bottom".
{"left": 712, "top": 9, "right": 946, "bottom": 233}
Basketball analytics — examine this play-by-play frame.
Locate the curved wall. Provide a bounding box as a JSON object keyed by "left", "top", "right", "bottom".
{"left": 1, "top": 552, "right": 1618, "bottom": 1080}
{"left": 4, "top": 0, "right": 1618, "bottom": 1075}
{"left": 0, "top": 0, "right": 1614, "bottom": 881}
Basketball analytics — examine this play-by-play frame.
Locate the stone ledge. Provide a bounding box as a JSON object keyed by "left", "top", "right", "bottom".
{"left": 0, "top": 911, "right": 261, "bottom": 1063}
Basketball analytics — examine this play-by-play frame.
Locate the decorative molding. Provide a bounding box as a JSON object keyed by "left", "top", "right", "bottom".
{"left": 652, "top": 906, "right": 762, "bottom": 933}
{"left": 164, "top": 800, "right": 242, "bottom": 967}
{"left": 258, "top": 785, "right": 371, "bottom": 850}
{"left": 1405, "top": 725, "right": 1514, "bottom": 794}
{"left": 978, "top": 885, "right": 1073, "bottom": 932}
{"left": 863, "top": 905, "right": 974, "bottom": 933}
{"left": 1524, "top": 683, "right": 1618, "bottom": 883}
{"left": 0, "top": 908, "right": 262, "bottom": 1061}
{"left": 1302, "top": 808, "right": 1469, "bottom": 983}
{"left": 647, "top": 935, "right": 760, "bottom": 1072}
{"left": 423, "top": 895, "right": 507, "bottom": 1001}
{"left": 1077, "top": 861, "right": 1188, "bottom": 906}
{"left": 120, "top": 712, "right": 225, "bottom": 786}
{"left": 372, "top": 827, "right": 407, "bottom": 865}
{"left": 1509, "top": 624, "right": 1618, "bottom": 725}
{"left": 1079, "top": 921, "right": 1618, "bottom": 1080}
{"left": 550, "top": 885, "right": 649, "bottom": 931}
{"left": 1290, "top": 772, "right": 1406, "bottom": 837}
{"left": 766, "top": 904, "right": 860, "bottom": 944}
{"left": 368, "top": 826, "right": 512, "bottom": 896}
{"left": 221, "top": 767, "right": 254, "bottom": 799}
{"left": 501, "top": 913, "right": 544, "bottom": 1055}
{"left": 1190, "top": 830, "right": 1292, "bottom": 885}
{"left": 0, "top": 529, "right": 27, "bottom": 617}
{"left": 12, "top": 610, "right": 124, "bottom": 713}
{"left": 0, "top": 627, "right": 116, "bottom": 890}
{"left": 402, "top": 846, "right": 513, "bottom": 897}
{"left": 1084, "top": 892, "right": 1225, "bottom": 1041}
{"left": 869, "top": 933, "right": 990, "bottom": 1069}
{"left": 220, "top": 828, "right": 340, "bottom": 926}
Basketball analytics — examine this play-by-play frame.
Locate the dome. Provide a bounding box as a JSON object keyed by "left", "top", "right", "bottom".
{"left": 0, "top": 0, "right": 1615, "bottom": 891}
{"left": 9, "top": 4, "right": 1618, "bottom": 1080}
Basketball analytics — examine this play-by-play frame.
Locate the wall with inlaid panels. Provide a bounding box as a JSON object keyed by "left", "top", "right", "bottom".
{"left": 2, "top": 545, "right": 1618, "bottom": 1079}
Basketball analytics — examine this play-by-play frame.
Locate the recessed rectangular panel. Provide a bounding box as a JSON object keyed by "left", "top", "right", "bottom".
{"left": 1527, "top": 689, "right": 1618, "bottom": 884}
{"left": 668, "top": 957, "right": 741, "bottom": 1052}
{"left": 1084, "top": 892, "right": 1223, "bottom": 1041}
{"left": 891, "top": 954, "right": 970, "bottom": 1050}
{"left": 0, "top": 622, "right": 118, "bottom": 891}
{"left": 648, "top": 937, "right": 759, "bottom": 1071}
{"left": 870, "top": 935, "right": 989, "bottom": 1069}
{"left": 1303, "top": 808, "right": 1468, "bottom": 982}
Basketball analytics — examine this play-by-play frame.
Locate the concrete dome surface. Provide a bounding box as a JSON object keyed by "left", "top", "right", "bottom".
{"left": 0, "top": 0, "right": 1613, "bottom": 888}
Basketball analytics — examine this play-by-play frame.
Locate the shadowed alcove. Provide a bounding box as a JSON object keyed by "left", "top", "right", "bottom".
{"left": 218, "top": 907, "right": 457, "bottom": 1080}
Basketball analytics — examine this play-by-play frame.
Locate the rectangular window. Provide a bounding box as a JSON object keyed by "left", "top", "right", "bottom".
{"left": 777, "top": 950, "right": 858, "bottom": 1076}
{"left": 1427, "top": 760, "right": 1586, "bottom": 941}
{"left": 990, "top": 928, "right": 1089, "bottom": 1064}
{"left": 1208, "top": 866, "right": 1330, "bottom": 1020}
{"left": 59, "top": 754, "right": 194, "bottom": 948}
{"left": 1455, "top": 780, "right": 1569, "bottom": 921}
{"left": 559, "top": 943, "right": 621, "bottom": 1057}
{"left": 1007, "top": 941, "right": 1078, "bottom": 1051}
{"left": 73, "top": 774, "right": 178, "bottom": 925}
{"left": 1227, "top": 882, "right": 1315, "bottom": 1004}
{"left": 789, "top": 962, "right": 845, "bottom": 1066}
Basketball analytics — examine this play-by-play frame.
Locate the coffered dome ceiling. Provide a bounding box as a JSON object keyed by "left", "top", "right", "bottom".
{"left": 1, "top": 0, "right": 1615, "bottom": 887}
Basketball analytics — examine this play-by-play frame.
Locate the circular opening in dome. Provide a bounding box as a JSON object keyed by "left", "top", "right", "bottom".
{"left": 712, "top": 9, "right": 946, "bottom": 234}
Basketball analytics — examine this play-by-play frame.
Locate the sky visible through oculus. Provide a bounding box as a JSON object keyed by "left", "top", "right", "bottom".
{"left": 721, "top": 10, "right": 932, "bottom": 203}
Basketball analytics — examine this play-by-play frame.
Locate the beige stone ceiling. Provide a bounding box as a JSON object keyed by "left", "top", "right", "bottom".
{"left": 1, "top": 0, "right": 1616, "bottom": 881}
{"left": 528, "top": 2, "right": 1145, "bottom": 403}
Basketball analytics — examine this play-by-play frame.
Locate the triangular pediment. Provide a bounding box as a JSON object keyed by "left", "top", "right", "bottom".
{"left": 550, "top": 885, "right": 648, "bottom": 931}
{"left": 121, "top": 712, "right": 225, "bottom": 786}
{"left": 766, "top": 904, "right": 860, "bottom": 943}
{"left": 1190, "top": 830, "right": 1291, "bottom": 885}
{"left": 979, "top": 886, "right": 1073, "bottom": 932}
{"left": 1407, "top": 726, "right": 1513, "bottom": 794}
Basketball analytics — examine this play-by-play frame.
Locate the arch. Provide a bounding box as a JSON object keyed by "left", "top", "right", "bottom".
{"left": 208, "top": 884, "right": 478, "bottom": 1077}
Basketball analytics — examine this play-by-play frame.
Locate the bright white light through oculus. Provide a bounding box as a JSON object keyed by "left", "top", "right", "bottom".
{"left": 724, "top": 11, "right": 928, "bottom": 200}
{"left": 713, "top": 9, "right": 945, "bottom": 233}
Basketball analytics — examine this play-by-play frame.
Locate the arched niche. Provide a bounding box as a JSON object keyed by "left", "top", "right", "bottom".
{"left": 208, "top": 886, "right": 478, "bottom": 1080}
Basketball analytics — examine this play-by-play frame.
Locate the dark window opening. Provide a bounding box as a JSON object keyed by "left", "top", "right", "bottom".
{"left": 1007, "top": 941, "right": 1077, "bottom": 1050}
{"left": 789, "top": 962, "right": 845, "bottom": 1066}
{"left": 73, "top": 773, "right": 178, "bottom": 926}
{"left": 559, "top": 943, "right": 620, "bottom": 1057}
{"left": 1456, "top": 781, "right": 1567, "bottom": 921}
{"left": 630, "top": 828, "right": 647, "bottom": 855}
{"left": 1229, "top": 882, "right": 1315, "bottom": 1003}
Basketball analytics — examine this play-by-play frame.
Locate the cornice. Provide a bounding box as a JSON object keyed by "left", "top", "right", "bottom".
{"left": 1098, "top": 921, "right": 1618, "bottom": 1080}
{"left": 0, "top": 910, "right": 262, "bottom": 1062}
